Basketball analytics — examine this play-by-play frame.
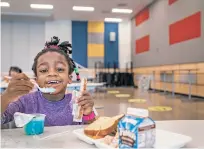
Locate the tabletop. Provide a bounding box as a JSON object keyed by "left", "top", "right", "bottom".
{"left": 0, "top": 82, "right": 105, "bottom": 88}
{"left": 1, "top": 120, "right": 204, "bottom": 148}
{"left": 0, "top": 82, "right": 105, "bottom": 94}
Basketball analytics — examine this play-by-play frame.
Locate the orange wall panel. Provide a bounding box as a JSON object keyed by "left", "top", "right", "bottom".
{"left": 135, "top": 35, "right": 150, "bottom": 54}
{"left": 135, "top": 8, "right": 149, "bottom": 26}
{"left": 169, "top": 11, "right": 201, "bottom": 45}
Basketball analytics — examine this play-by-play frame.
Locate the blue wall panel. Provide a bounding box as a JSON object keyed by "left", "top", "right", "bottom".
{"left": 72, "top": 21, "right": 88, "bottom": 67}
{"left": 104, "top": 23, "right": 119, "bottom": 68}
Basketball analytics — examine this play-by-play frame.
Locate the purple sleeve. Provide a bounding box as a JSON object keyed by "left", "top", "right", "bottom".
{"left": 1, "top": 97, "right": 25, "bottom": 124}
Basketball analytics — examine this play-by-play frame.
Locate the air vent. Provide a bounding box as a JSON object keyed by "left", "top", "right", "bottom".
{"left": 117, "top": 3, "right": 128, "bottom": 7}
{"left": 101, "top": 10, "right": 110, "bottom": 14}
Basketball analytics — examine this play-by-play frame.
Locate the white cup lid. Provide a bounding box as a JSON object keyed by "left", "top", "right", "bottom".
{"left": 127, "top": 108, "right": 149, "bottom": 117}
{"left": 14, "top": 112, "right": 46, "bottom": 127}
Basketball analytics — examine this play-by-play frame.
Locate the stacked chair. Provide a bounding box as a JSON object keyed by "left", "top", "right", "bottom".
{"left": 95, "top": 61, "right": 135, "bottom": 87}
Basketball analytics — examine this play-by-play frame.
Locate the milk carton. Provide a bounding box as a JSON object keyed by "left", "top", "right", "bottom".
{"left": 118, "top": 108, "right": 155, "bottom": 148}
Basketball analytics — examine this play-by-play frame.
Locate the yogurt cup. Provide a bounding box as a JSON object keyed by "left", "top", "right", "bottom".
{"left": 23, "top": 114, "right": 46, "bottom": 135}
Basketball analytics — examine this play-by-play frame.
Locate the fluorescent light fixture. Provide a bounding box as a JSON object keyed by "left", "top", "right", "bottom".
{"left": 105, "top": 18, "right": 122, "bottom": 22}
{"left": 0, "top": 2, "right": 10, "bottom": 7}
{"left": 73, "top": 6, "right": 94, "bottom": 11}
{"left": 112, "top": 8, "right": 133, "bottom": 14}
{"left": 1, "top": 12, "right": 52, "bottom": 17}
{"left": 30, "top": 4, "right": 53, "bottom": 9}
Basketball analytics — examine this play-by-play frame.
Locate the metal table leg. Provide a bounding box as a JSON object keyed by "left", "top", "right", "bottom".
{"left": 188, "top": 70, "right": 192, "bottom": 99}
{"left": 164, "top": 72, "right": 166, "bottom": 94}
{"left": 172, "top": 71, "right": 175, "bottom": 97}
{"left": 153, "top": 71, "right": 155, "bottom": 93}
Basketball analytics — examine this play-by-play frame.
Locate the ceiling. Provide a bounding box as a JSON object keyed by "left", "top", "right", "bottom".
{"left": 1, "top": 0, "right": 154, "bottom": 21}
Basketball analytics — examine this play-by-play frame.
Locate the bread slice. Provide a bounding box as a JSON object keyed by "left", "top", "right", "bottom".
{"left": 86, "top": 134, "right": 106, "bottom": 139}
{"left": 84, "top": 114, "right": 124, "bottom": 138}
{"left": 112, "top": 114, "right": 125, "bottom": 122}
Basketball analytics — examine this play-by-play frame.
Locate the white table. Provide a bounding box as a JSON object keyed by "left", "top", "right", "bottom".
{"left": 0, "top": 82, "right": 105, "bottom": 89}
{"left": 67, "top": 83, "right": 105, "bottom": 91}
{"left": 1, "top": 120, "right": 204, "bottom": 148}
{"left": 68, "top": 83, "right": 105, "bottom": 87}
{"left": 0, "top": 82, "right": 105, "bottom": 93}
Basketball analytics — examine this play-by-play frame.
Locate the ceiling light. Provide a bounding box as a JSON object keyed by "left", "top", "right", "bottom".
{"left": 0, "top": 2, "right": 10, "bottom": 7}
{"left": 112, "top": 8, "right": 132, "bottom": 14}
{"left": 105, "top": 18, "right": 122, "bottom": 22}
{"left": 1, "top": 12, "right": 52, "bottom": 17}
{"left": 73, "top": 6, "right": 94, "bottom": 11}
{"left": 30, "top": 4, "right": 53, "bottom": 9}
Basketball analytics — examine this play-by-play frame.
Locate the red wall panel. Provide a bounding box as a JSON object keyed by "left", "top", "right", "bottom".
{"left": 135, "top": 8, "right": 149, "bottom": 26}
{"left": 136, "top": 35, "right": 150, "bottom": 54}
{"left": 169, "top": 0, "right": 178, "bottom": 5}
{"left": 169, "top": 11, "right": 201, "bottom": 45}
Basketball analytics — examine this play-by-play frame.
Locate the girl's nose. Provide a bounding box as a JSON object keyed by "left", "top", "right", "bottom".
{"left": 48, "top": 68, "right": 58, "bottom": 76}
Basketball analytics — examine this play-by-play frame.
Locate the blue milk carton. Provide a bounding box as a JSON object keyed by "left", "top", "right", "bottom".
{"left": 118, "top": 108, "right": 156, "bottom": 148}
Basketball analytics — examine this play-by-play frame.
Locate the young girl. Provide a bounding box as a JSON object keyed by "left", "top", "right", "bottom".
{"left": 1, "top": 37, "right": 95, "bottom": 126}
{"left": 8, "top": 66, "right": 22, "bottom": 78}
{"left": 2, "top": 66, "right": 22, "bottom": 83}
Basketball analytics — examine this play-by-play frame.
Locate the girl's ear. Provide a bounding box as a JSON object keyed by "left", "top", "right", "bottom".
{"left": 68, "top": 75, "right": 72, "bottom": 84}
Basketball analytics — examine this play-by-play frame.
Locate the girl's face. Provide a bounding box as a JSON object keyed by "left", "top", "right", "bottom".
{"left": 36, "top": 52, "right": 71, "bottom": 95}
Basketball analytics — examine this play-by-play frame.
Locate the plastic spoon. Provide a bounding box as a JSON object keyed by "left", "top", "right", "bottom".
{"left": 31, "top": 81, "right": 56, "bottom": 93}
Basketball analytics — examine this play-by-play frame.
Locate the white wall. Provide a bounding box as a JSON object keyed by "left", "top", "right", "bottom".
{"left": 1, "top": 20, "right": 45, "bottom": 72}
{"left": 45, "top": 20, "right": 72, "bottom": 58}
{"left": 45, "top": 20, "right": 72, "bottom": 45}
{"left": 119, "top": 21, "right": 131, "bottom": 69}
{"left": 1, "top": 20, "right": 72, "bottom": 73}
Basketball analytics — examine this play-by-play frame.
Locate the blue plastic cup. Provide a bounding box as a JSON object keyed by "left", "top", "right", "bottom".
{"left": 24, "top": 114, "right": 46, "bottom": 135}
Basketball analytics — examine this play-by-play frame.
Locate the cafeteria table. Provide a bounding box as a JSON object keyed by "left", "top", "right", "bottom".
{"left": 1, "top": 120, "right": 204, "bottom": 148}
{"left": 0, "top": 82, "right": 106, "bottom": 93}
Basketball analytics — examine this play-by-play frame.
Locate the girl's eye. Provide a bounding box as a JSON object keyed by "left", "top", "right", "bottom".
{"left": 39, "top": 69, "right": 48, "bottom": 73}
{"left": 57, "top": 68, "right": 64, "bottom": 72}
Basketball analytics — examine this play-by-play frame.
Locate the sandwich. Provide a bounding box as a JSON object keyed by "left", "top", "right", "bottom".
{"left": 84, "top": 114, "right": 124, "bottom": 139}
{"left": 72, "top": 78, "right": 87, "bottom": 122}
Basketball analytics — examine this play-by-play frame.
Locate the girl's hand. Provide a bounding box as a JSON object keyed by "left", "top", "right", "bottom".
{"left": 78, "top": 91, "right": 94, "bottom": 115}
{"left": 3, "top": 73, "right": 34, "bottom": 102}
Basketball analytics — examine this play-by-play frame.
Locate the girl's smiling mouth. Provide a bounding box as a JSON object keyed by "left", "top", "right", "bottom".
{"left": 46, "top": 80, "right": 63, "bottom": 88}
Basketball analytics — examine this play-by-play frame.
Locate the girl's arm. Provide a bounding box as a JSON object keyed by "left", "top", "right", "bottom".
{"left": 1, "top": 94, "right": 25, "bottom": 124}
{"left": 1, "top": 73, "right": 33, "bottom": 114}
{"left": 1, "top": 73, "right": 33, "bottom": 124}
{"left": 1, "top": 93, "right": 11, "bottom": 114}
